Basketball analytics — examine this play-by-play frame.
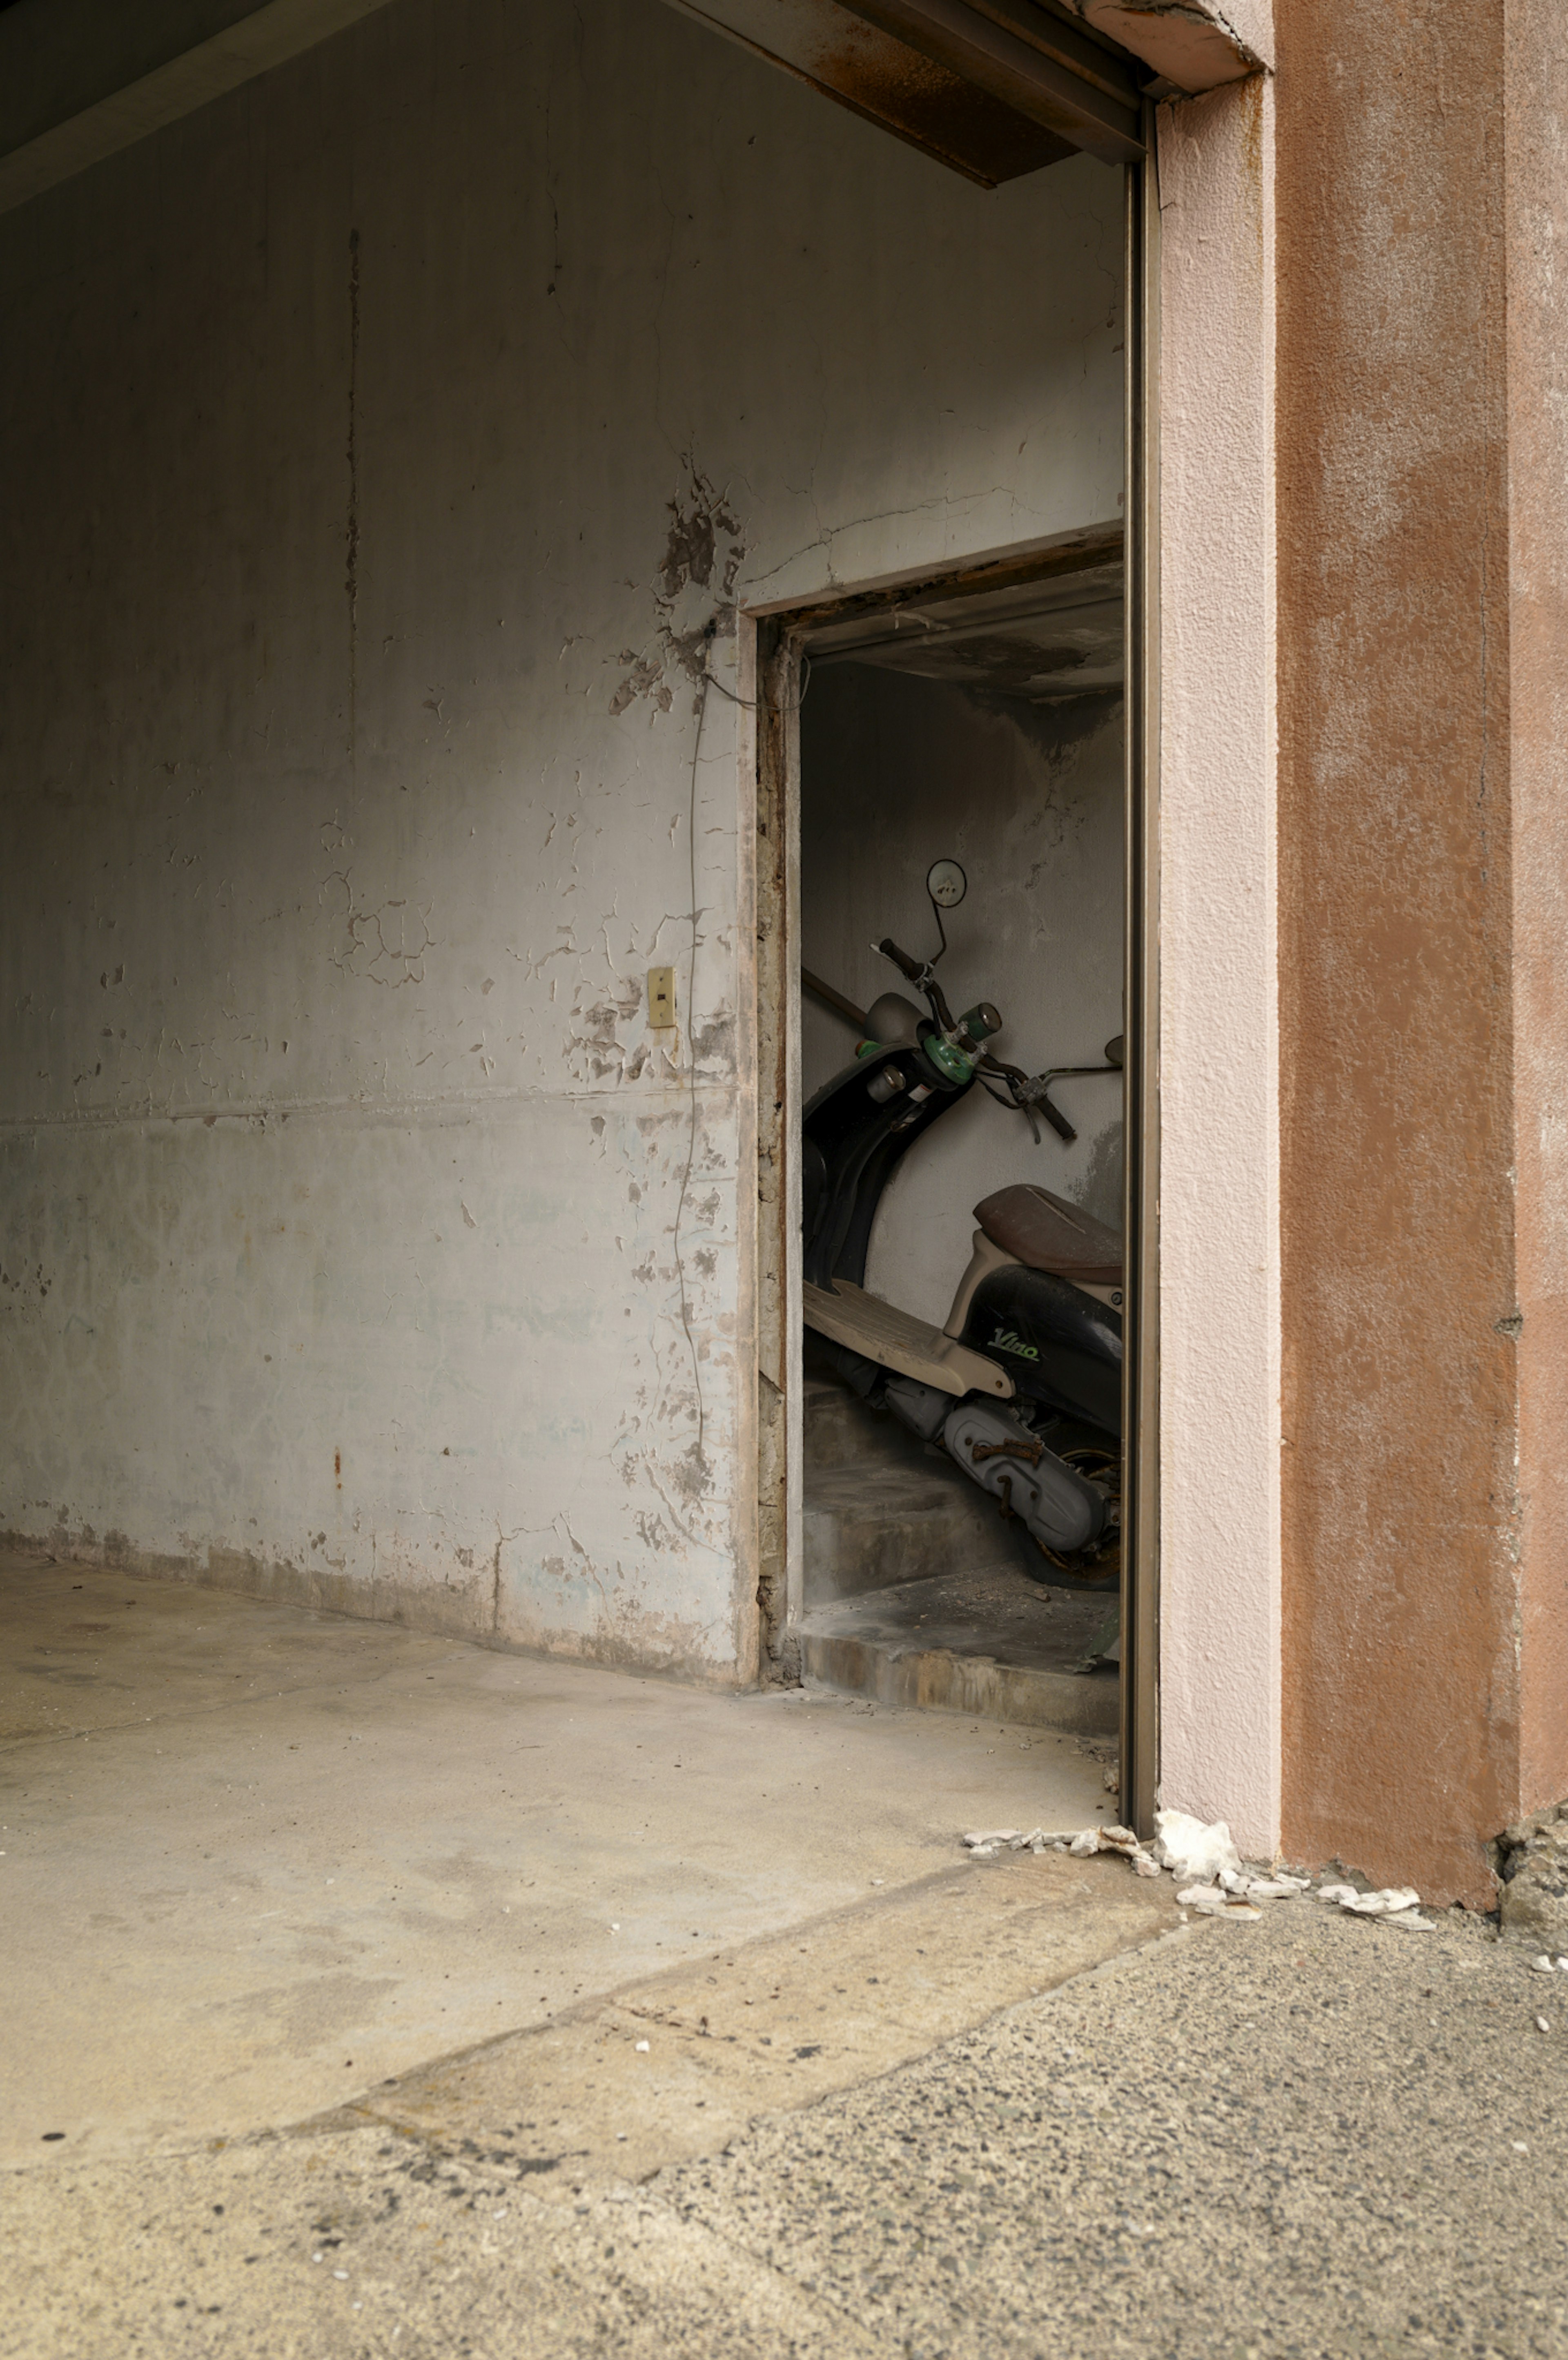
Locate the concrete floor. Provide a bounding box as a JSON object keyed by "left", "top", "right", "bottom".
{"left": 6, "top": 1547, "right": 1566, "bottom": 2356}
{"left": 0, "top": 1544, "right": 1112, "bottom": 2168}
{"left": 6, "top": 1863, "right": 1566, "bottom": 2356}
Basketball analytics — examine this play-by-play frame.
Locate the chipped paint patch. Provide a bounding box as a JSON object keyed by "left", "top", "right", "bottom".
{"left": 610, "top": 462, "right": 747, "bottom": 718}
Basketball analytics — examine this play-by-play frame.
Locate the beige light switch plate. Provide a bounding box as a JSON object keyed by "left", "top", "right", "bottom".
{"left": 647, "top": 966, "right": 676, "bottom": 1029}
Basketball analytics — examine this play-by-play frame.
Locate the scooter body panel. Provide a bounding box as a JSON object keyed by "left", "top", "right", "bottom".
{"left": 958, "top": 1266, "right": 1123, "bottom": 1439}
{"left": 803, "top": 1037, "right": 971, "bottom": 1290}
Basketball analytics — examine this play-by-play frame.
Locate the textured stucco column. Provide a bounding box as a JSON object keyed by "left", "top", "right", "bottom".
{"left": 1504, "top": 0, "right": 1568, "bottom": 1848}
{"left": 1156, "top": 65, "right": 1281, "bottom": 1860}
{"left": 1276, "top": 0, "right": 1568, "bottom": 1905}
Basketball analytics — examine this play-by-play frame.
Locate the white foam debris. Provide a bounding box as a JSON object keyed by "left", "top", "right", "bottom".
{"left": 958, "top": 1820, "right": 1432, "bottom": 1932}
{"left": 962, "top": 1827, "right": 1079, "bottom": 1860}
{"left": 1315, "top": 1882, "right": 1433, "bottom": 1927}
{"left": 1154, "top": 1811, "right": 1243, "bottom": 1885}
{"left": 1339, "top": 1886, "right": 1421, "bottom": 1916}
{"left": 961, "top": 1822, "right": 1164, "bottom": 1872}
{"left": 1176, "top": 1885, "right": 1263, "bottom": 1921}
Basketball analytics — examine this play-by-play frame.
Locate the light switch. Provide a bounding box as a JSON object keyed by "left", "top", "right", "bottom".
{"left": 647, "top": 966, "right": 676, "bottom": 1029}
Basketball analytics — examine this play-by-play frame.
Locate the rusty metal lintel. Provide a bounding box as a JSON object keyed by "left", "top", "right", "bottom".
{"left": 840, "top": 0, "right": 1144, "bottom": 161}
{"left": 764, "top": 521, "right": 1124, "bottom": 638}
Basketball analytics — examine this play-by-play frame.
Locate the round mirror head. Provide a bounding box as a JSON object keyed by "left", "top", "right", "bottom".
{"left": 927, "top": 858, "right": 967, "bottom": 910}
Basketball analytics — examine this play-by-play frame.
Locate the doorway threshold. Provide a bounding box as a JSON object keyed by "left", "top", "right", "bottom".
{"left": 797, "top": 1573, "right": 1118, "bottom": 1735}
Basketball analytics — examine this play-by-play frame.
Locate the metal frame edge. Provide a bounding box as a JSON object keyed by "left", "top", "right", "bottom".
{"left": 1120, "top": 109, "right": 1161, "bottom": 1839}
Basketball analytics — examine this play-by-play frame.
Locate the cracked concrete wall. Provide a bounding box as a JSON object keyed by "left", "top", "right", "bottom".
{"left": 0, "top": 0, "right": 1123, "bottom": 1678}
{"left": 800, "top": 668, "right": 1123, "bottom": 1331}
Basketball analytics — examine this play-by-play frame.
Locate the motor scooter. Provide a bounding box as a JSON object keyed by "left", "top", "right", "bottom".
{"left": 802, "top": 860, "right": 1124, "bottom": 1590}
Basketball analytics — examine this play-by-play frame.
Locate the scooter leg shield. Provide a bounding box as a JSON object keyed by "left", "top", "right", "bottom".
{"left": 941, "top": 1403, "right": 1105, "bottom": 1555}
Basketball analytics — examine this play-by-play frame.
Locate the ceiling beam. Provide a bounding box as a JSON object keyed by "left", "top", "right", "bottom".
{"left": 0, "top": 0, "right": 397, "bottom": 218}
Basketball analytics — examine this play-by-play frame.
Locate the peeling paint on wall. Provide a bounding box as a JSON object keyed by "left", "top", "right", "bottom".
{"left": 610, "top": 463, "right": 747, "bottom": 718}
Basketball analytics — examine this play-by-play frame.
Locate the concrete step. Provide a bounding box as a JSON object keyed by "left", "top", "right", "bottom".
{"left": 803, "top": 1370, "right": 1017, "bottom": 1604}
{"left": 802, "top": 1369, "right": 1009, "bottom": 1605}
{"left": 799, "top": 1365, "right": 1121, "bottom": 1737}
{"left": 802, "top": 1374, "right": 921, "bottom": 1471}
{"left": 803, "top": 1459, "right": 1016, "bottom": 1604}
{"left": 797, "top": 1568, "right": 1120, "bottom": 1737}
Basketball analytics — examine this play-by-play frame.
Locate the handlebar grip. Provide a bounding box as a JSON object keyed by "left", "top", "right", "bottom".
{"left": 878, "top": 937, "right": 924, "bottom": 983}
{"left": 1040, "top": 1093, "right": 1077, "bottom": 1143}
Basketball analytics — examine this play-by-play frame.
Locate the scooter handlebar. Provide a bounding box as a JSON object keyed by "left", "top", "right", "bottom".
{"left": 872, "top": 939, "right": 1074, "bottom": 1141}
{"left": 980, "top": 1052, "right": 1080, "bottom": 1144}
{"left": 877, "top": 937, "right": 925, "bottom": 984}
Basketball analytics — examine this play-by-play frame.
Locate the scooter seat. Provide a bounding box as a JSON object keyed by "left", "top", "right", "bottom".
{"left": 973, "top": 1184, "right": 1123, "bottom": 1285}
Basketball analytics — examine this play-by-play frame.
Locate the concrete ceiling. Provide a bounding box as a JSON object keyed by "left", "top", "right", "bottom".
{"left": 0, "top": 0, "right": 399, "bottom": 214}
{"left": 0, "top": 0, "right": 1265, "bottom": 217}
{"left": 808, "top": 561, "right": 1125, "bottom": 701}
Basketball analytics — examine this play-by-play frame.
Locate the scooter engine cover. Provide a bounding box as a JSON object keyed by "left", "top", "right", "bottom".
{"left": 959, "top": 1266, "right": 1122, "bottom": 1436}
{"left": 941, "top": 1403, "right": 1106, "bottom": 1555}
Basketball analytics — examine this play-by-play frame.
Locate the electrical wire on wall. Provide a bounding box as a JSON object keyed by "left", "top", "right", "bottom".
{"left": 670, "top": 641, "right": 755, "bottom": 1497}
{"left": 672, "top": 666, "right": 711, "bottom": 1482}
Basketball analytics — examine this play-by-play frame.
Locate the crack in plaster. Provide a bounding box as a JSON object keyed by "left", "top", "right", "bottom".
{"left": 319, "top": 869, "right": 436, "bottom": 986}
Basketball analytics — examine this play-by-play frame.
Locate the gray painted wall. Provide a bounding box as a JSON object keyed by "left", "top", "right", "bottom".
{"left": 0, "top": 0, "right": 1123, "bottom": 1679}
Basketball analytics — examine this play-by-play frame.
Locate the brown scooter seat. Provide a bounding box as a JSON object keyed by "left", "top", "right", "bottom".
{"left": 973, "top": 1183, "right": 1123, "bottom": 1286}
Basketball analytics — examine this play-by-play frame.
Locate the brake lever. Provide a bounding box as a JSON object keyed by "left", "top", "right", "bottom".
{"left": 1000, "top": 1066, "right": 1078, "bottom": 1144}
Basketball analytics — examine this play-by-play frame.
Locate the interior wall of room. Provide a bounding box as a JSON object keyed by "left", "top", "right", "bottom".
{"left": 0, "top": 0, "right": 1124, "bottom": 1680}
{"left": 800, "top": 666, "right": 1124, "bottom": 1332}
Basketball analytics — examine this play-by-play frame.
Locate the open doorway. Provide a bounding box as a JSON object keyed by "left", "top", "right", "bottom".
{"left": 756, "top": 538, "right": 1138, "bottom": 1753}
